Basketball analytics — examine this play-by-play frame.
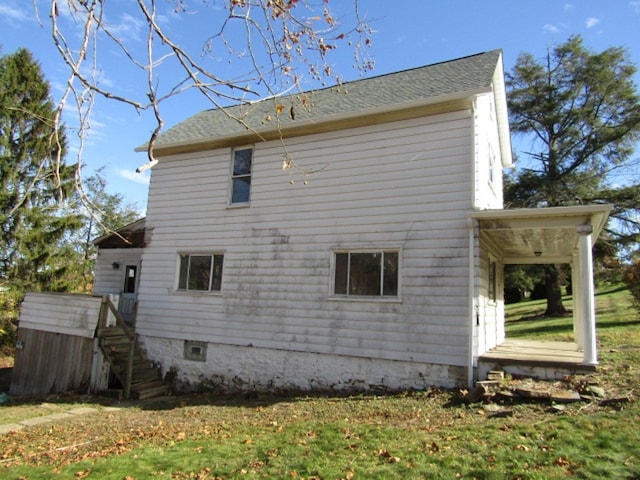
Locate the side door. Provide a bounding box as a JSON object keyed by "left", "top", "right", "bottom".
{"left": 119, "top": 264, "right": 139, "bottom": 325}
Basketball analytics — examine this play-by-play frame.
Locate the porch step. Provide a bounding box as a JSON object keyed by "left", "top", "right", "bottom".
{"left": 478, "top": 339, "right": 597, "bottom": 381}
{"left": 133, "top": 382, "right": 170, "bottom": 400}
{"left": 98, "top": 327, "right": 130, "bottom": 337}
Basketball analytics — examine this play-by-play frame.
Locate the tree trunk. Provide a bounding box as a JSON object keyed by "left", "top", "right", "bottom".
{"left": 545, "top": 264, "right": 566, "bottom": 316}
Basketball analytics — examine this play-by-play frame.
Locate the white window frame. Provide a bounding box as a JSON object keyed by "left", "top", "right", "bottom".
{"left": 229, "top": 146, "right": 253, "bottom": 206}
{"left": 330, "top": 248, "right": 401, "bottom": 301}
{"left": 176, "top": 252, "right": 224, "bottom": 293}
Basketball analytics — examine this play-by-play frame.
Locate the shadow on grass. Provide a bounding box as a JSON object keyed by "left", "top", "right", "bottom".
{"left": 595, "top": 285, "right": 628, "bottom": 296}
{"left": 508, "top": 323, "right": 573, "bottom": 337}
{"left": 1, "top": 375, "right": 459, "bottom": 413}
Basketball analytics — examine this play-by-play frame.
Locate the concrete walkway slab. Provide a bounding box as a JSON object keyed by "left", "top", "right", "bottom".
{"left": 0, "top": 423, "right": 24, "bottom": 434}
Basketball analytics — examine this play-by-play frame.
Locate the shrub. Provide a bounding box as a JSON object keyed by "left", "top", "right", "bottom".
{"left": 622, "top": 260, "right": 640, "bottom": 311}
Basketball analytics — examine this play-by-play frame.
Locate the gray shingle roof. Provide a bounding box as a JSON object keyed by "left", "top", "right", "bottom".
{"left": 147, "top": 50, "right": 502, "bottom": 151}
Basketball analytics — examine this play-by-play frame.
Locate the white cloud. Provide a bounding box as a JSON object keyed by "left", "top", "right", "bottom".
{"left": 394, "top": 34, "right": 408, "bottom": 45}
{"left": 564, "top": 3, "right": 575, "bottom": 12}
{"left": 0, "top": 4, "right": 28, "bottom": 22}
{"left": 106, "top": 12, "right": 146, "bottom": 43}
{"left": 585, "top": 17, "right": 600, "bottom": 28}
{"left": 631, "top": 1, "right": 640, "bottom": 14}
{"left": 543, "top": 24, "right": 561, "bottom": 33}
{"left": 119, "top": 169, "right": 151, "bottom": 185}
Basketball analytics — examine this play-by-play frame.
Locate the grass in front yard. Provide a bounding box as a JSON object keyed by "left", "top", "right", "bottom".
{"left": 0, "top": 284, "right": 638, "bottom": 479}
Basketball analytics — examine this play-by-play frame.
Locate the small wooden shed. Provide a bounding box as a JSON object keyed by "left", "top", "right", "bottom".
{"left": 10, "top": 293, "right": 109, "bottom": 396}
{"left": 11, "top": 292, "right": 168, "bottom": 399}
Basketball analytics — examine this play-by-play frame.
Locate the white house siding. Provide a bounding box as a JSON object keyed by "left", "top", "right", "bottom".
{"left": 473, "top": 93, "right": 504, "bottom": 210}
{"left": 473, "top": 232, "right": 505, "bottom": 359}
{"left": 93, "top": 248, "right": 143, "bottom": 295}
{"left": 136, "top": 110, "right": 475, "bottom": 390}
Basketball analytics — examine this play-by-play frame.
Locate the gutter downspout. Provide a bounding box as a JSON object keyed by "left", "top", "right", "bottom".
{"left": 467, "top": 94, "right": 479, "bottom": 389}
{"left": 468, "top": 217, "right": 478, "bottom": 388}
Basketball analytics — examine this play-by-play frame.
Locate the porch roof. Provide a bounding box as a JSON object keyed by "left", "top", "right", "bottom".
{"left": 93, "top": 217, "right": 146, "bottom": 249}
{"left": 469, "top": 205, "right": 612, "bottom": 264}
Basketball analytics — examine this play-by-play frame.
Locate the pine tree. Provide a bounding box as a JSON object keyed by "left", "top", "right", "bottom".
{"left": 0, "top": 48, "right": 81, "bottom": 295}
{"left": 506, "top": 36, "right": 640, "bottom": 315}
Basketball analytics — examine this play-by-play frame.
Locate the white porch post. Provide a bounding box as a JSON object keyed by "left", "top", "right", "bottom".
{"left": 571, "top": 253, "right": 584, "bottom": 350}
{"left": 577, "top": 225, "right": 597, "bottom": 365}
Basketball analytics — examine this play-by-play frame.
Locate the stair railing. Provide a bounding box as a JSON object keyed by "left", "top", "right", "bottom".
{"left": 97, "top": 295, "right": 135, "bottom": 399}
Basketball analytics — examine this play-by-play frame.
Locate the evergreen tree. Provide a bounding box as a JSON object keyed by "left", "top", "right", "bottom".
{"left": 65, "top": 167, "right": 140, "bottom": 291}
{"left": 0, "top": 48, "right": 81, "bottom": 295}
{"left": 506, "top": 36, "right": 640, "bottom": 315}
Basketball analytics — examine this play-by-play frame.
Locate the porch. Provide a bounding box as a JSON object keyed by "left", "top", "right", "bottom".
{"left": 469, "top": 205, "right": 612, "bottom": 383}
{"left": 477, "top": 339, "right": 598, "bottom": 380}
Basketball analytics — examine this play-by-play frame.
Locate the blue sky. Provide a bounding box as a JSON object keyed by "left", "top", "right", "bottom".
{"left": 1, "top": 1, "right": 639, "bottom": 212}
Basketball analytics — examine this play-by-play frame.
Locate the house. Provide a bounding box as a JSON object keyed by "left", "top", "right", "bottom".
{"left": 98, "top": 50, "right": 610, "bottom": 392}
{"left": 93, "top": 217, "right": 146, "bottom": 325}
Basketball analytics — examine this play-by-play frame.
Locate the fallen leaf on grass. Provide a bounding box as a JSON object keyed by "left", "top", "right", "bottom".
{"left": 377, "top": 448, "right": 400, "bottom": 463}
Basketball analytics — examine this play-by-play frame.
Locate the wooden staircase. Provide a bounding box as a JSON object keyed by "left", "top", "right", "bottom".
{"left": 96, "top": 297, "right": 169, "bottom": 400}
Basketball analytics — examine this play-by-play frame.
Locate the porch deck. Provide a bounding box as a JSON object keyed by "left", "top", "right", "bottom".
{"left": 477, "top": 339, "right": 597, "bottom": 380}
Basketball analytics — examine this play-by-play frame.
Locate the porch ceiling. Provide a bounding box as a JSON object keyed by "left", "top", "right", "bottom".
{"left": 469, "top": 205, "right": 612, "bottom": 264}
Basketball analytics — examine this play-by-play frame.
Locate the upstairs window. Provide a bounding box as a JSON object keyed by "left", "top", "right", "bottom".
{"left": 178, "top": 254, "right": 224, "bottom": 292}
{"left": 231, "top": 147, "right": 253, "bottom": 204}
{"left": 334, "top": 250, "right": 399, "bottom": 297}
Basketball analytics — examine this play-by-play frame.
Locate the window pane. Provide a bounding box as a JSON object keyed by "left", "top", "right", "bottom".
{"left": 232, "top": 176, "right": 251, "bottom": 203}
{"left": 383, "top": 251, "right": 399, "bottom": 296}
{"left": 123, "top": 265, "right": 137, "bottom": 293}
{"left": 178, "top": 255, "right": 189, "bottom": 290}
{"left": 489, "top": 261, "right": 496, "bottom": 302}
{"left": 349, "top": 252, "right": 381, "bottom": 296}
{"left": 334, "top": 253, "right": 348, "bottom": 294}
{"left": 188, "top": 255, "right": 212, "bottom": 291}
{"left": 212, "top": 254, "right": 224, "bottom": 291}
{"left": 233, "top": 148, "right": 252, "bottom": 175}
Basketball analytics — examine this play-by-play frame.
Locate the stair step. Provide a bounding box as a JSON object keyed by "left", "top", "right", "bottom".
{"left": 134, "top": 383, "right": 170, "bottom": 400}
{"left": 97, "top": 321, "right": 167, "bottom": 400}
{"left": 133, "top": 370, "right": 161, "bottom": 382}
{"left": 101, "top": 336, "right": 132, "bottom": 345}
{"left": 132, "top": 378, "right": 164, "bottom": 389}
{"left": 98, "top": 327, "right": 130, "bottom": 337}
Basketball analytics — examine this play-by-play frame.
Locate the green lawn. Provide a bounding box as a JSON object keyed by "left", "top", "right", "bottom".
{"left": 1, "top": 285, "right": 638, "bottom": 479}
{"left": 505, "top": 284, "right": 638, "bottom": 342}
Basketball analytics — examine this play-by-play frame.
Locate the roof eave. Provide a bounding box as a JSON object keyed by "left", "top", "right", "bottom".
{"left": 491, "top": 52, "right": 513, "bottom": 168}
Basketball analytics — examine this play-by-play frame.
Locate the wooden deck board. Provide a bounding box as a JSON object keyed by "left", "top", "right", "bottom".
{"left": 478, "top": 339, "right": 596, "bottom": 371}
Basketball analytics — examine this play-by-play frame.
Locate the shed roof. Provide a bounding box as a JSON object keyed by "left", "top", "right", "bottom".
{"left": 140, "top": 50, "right": 510, "bottom": 163}
{"left": 93, "top": 217, "right": 146, "bottom": 249}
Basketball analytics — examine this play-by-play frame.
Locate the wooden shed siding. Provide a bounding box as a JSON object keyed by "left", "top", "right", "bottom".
{"left": 10, "top": 328, "right": 95, "bottom": 396}
{"left": 137, "top": 111, "right": 474, "bottom": 367}
{"left": 18, "top": 293, "right": 102, "bottom": 338}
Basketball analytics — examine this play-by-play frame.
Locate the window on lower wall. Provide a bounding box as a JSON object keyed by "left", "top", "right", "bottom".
{"left": 177, "top": 253, "right": 224, "bottom": 292}
{"left": 334, "top": 250, "right": 399, "bottom": 297}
